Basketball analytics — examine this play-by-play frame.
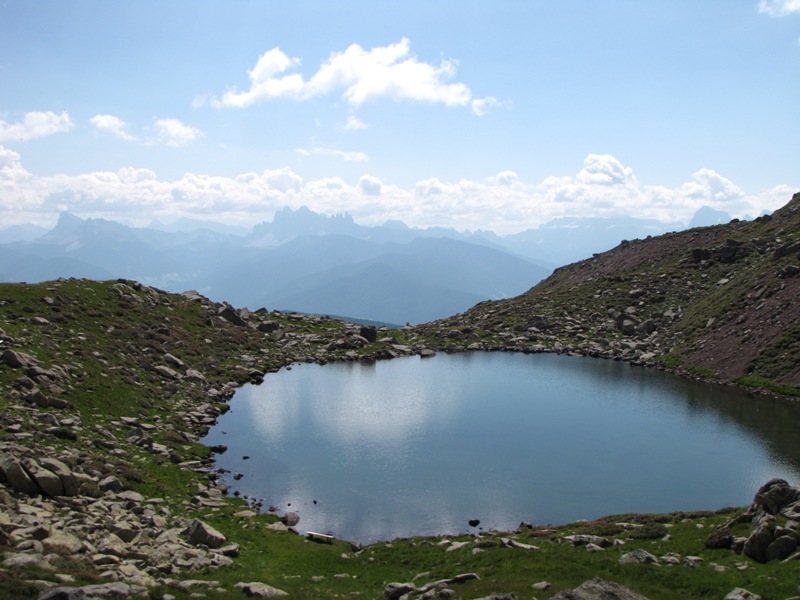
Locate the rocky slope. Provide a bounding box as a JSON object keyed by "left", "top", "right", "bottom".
{"left": 0, "top": 278, "right": 428, "bottom": 597}
{"left": 414, "top": 192, "right": 800, "bottom": 394}
{"left": 0, "top": 195, "right": 799, "bottom": 598}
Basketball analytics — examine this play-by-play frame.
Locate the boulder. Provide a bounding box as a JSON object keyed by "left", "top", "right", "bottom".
{"left": 563, "top": 534, "right": 612, "bottom": 548}
{"left": 0, "top": 453, "right": 42, "bottom": 496}
{"left": 279, "top": 512, "right": 300, "bottom": 527}
{"left": 764, "top": 534, "right": 797, "bottom": 562}
{"left": 1, "top": 349, "right": 39, "bottom": 369}
{"left": 551, "top": 577, "right": 650, "bottom": 600}
{"left": 755, "top": 479, "right": 798, "bottom": 515}
{"left": 384, "top": 582, "right": 418, "bottom": 600}
{"left": 218, "top": 305, "right": 247, "bottom": 327}
{"left": 125, "top": 427, "right": 153, "bottom": 449}
{"left": 23, "top": 458, "right": 65, "bottom": 497}
{"left": 724, "top": 589, "right": 762, "bottom": 600}
{"left": 186, "top": 519, "right": 226, "bottom": 548}
{"left": 154, "top": 365, "right": 181, "bottom": 380}
{"left": 98, "top": 476, "right": 124, "bottom": 493}
{"left": 619, "top": 549, "right": 660, "bottom": 565}
{"left": 43, "top": 531, "right": 84, "bottom": 554}
{"left": 359, "top": 326, "right": 378, "bottom": 343}
{"left": 235, "top": 582, "right": 289, "bottom": 597}
{"left": 743, "top": 525, "right": 774, "bottom": 563}
{"left": 39, "top": 457, "right": 78, "bottom": 496}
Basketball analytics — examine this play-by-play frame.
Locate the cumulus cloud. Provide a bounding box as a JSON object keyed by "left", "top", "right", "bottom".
{"left": 358, "top": 175, "right": 383, "bottom": 196}
{"left": 153, "top": 118, "right": 203, "bottom": 147}
{"left": 206, "top": 38, "right": 497, "bottom": 114}
{"left": 90, "top": 114, "right": 135, "bottom": 141}
{"left": 0, "top": 111, "right": 74, "bottom": 142}
{"left": 0, "top": 146, "right": 794, "bottom": 232}
{"left": 758, "top": 0, "right": 800, "bottom": 16}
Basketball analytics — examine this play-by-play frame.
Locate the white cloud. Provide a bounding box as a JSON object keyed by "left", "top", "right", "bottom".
{"left": 470, "top": 96, "right": 511, "bottom": 116}
{"left": 758, "top": 0, "right": 800, "bottom": 16}
{"left": 294, "top": 146, "right": 368, "bottom": 162}
{"left": 209, "top": 38, "right": 489, "bottom": 114}
{"left": 90, "top": 114, "right": 135, "bottom": 141}
{"left": 358, "top": 175, "right": 382, "bottom": 196}
{"left": 0, "top": 111, "right": 74, "bottom": 142}
{"left": 0, "top": 146, "right": 794, "bottom": 233}
{"left": 153, "top": 118, "right": 203, "bottom": 147}
{"left": 576, "top": 154, "right": 637, "bottom": 186}
{"left": 342, "top": 115, "right": 368, "bottom": 131}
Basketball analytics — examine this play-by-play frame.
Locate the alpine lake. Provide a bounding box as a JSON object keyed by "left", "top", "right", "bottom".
{"left": 202, "top": 352, "right": 800, "bottom": 544}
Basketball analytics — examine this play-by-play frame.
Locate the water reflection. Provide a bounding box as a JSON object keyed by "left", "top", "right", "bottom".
{"left": 203, "top": 352, "right": 800, "bottom": 542}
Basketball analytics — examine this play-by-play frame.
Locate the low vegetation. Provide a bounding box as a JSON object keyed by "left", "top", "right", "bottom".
{"left": 1, "top": 192, "right": 799, "bottom": 599}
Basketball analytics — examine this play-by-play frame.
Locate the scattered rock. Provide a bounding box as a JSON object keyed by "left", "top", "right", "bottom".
{"left": 235, "top": 582, "right": 289, "bottom": 597}
{"left": 619, "top": 549, "right": 660, "bottom": 565}
{"left": 724, "top": 588, "right": 762, "bottom": 600}
{"left": 551, "top": 577, "right": 650, "bottom": 599}
{"left": 186, "top": 519, "right": 227, "bottom": 548}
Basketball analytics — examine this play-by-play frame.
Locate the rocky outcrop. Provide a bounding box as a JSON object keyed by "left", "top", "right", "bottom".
{"left": 705, "top": 478, "right": 800, "bottom": 563}
{"left": 383, "top": 573, "right": 480, "bottom": 599}
{"left": 413, "top": 192, "right": 800, "bottom": 389}
{"left": 551, "top": 577, "right": 649, "bottom": 600}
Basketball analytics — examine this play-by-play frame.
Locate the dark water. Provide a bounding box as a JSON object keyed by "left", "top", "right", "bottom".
{"left": 202, "top": 352, "right": 800, "bottom": 543}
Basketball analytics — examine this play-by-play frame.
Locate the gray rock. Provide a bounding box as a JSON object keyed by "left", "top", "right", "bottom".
{"left": 551, "top": 577, "right": 650, "bottom": 599}
{"left": 37, "top": 587, "right": 86, "bottom": 600}
{"left": 186, "top": 519, "right": 226, "bottom": 548}
{"left": 384, "top": 582, "right": 417, "bottom": 600}
{"left": 38, "top": 582, "right": 144, "bottom": 599}
{"left": 0, "top": 452, "right": 42, "bottom": 496}
{"left": 154, "top": 365, "right": 181, "bottom": 380}
{"left": 38, "top": 458, "right": 79, "bottom": 496}
{"left": 279, "top": 511, "right": 300, "bottom": 527}
{"left": 43, "top": 531, "right": 84, "bottom": 554}
{"left": 743, "top": 525, "right": 774, "bottom": 563}
{"left": 765, "top": 534, "right": 797, "bottom": 562}
{"left": 1, "top": 349, "right": 39, "bottom": 369}
{"left": 619, "top": 549, "right": 660, "bottom": 565}
{"left": 125, "top": 427, "right": 153, "bottom": 449}
{"left": 3, "top": 552, "right": 54, "bottom": 570}
{"left": 98, "top": 476, "right": 124, "bottom": 493}
{"left": 755, "top": 478, "right": 798, "bottom": 514}
{"left": 185, "top": 369, "right": 207, "bottom": 382}
{"left": 23, "top": 458, "right": 65, "bottom": 496}
{"left": 563, "top": 534, "right": 612, "bottom": 548}
{"left": 235, "top": 582, "right": 289, "bottom": 597}
{"left": 724, "top": 588, "right": 762, "bottom": 600}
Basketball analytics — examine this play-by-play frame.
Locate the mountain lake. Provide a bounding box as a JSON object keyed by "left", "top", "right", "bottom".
{"left": 202, "top": 352, "right": 800, "bottom": 543}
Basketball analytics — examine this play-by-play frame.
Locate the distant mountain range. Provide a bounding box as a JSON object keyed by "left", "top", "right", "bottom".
{"left": 0, "top": 205, "right": 732, "bottom": 324}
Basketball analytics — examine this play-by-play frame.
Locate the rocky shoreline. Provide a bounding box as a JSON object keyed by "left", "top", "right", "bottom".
{"left": 1, "top": 202, "right": 799, "bottom": 600}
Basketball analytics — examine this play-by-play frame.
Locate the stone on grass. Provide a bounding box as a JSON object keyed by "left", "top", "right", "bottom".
{"left": 619, "top": 549, "right": 660, "bottom": 565}
{"left": 235, "top": 582, "right": 288, "bottom": 597}
{"left": 186, "top": 519, "right": 226, "bottom": 548}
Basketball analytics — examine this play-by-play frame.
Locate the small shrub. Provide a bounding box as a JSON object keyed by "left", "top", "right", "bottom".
{"left": 629, "top": 522, "right": 668, "bottom": 540}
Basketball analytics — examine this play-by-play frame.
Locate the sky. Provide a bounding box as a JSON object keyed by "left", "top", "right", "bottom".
{"left": 0, "top": 0, "right": 798, "bottom": 234}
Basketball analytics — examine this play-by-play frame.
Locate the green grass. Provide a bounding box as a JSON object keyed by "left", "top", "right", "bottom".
{"left": 2, "top": 279, "right": 799, "bottom": 599}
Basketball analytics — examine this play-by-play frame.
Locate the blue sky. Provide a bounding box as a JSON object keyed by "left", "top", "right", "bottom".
{"left": 0, "top": 0, "right": 798, "bottom": 233}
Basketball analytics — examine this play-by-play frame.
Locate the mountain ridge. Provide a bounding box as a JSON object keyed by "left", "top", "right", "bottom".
{"left": 414, "top": 192, "right": 800, "bottom": 392}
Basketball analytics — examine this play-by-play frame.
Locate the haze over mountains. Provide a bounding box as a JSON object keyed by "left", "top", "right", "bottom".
{"left": 0, "top": 205, "right": 732, "bottom": 325}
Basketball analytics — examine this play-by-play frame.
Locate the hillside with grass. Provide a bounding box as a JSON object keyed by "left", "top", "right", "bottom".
{"left": 0, "top": 196, "right": 798, "bottom": 599}
{"left": 415, "top": 192, "right": 800, "bottom": 397}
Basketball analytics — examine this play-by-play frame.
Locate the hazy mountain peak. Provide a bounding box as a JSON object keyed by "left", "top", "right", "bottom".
{"left": 48, "top": 211, "right": 85, "bottom": 238}
{"left": 249, "top": 206, "right": 361, "bottom": 246}
{"left": 382, "top": 219, "right": 410, "bottom": 230}
{"left": 689, "top": 206, "right": 732, "bottom": 228}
